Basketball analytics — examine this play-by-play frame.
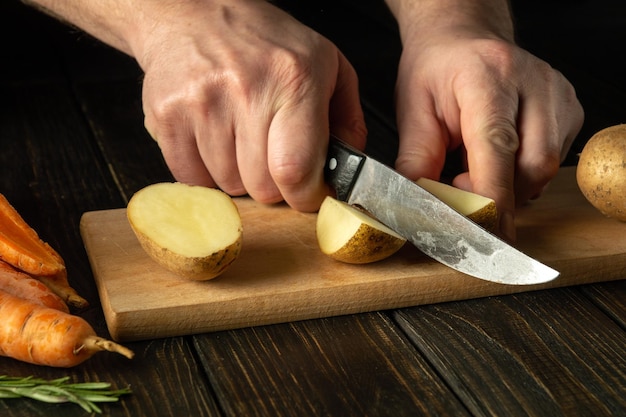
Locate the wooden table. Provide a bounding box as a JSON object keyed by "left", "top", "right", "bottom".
{"left": 2, "top": 1, "right": 626, "bottom": 416}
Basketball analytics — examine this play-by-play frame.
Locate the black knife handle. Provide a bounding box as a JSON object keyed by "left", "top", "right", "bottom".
{"left": 325, "top": 136, "right": 366, "bottom": 201}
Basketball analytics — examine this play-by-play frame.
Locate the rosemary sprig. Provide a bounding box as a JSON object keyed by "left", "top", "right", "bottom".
{"left": 0, "top": 375, "right": 132, "bottom": 413}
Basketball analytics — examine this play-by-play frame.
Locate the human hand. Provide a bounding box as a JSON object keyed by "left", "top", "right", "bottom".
{"left": 134, "top": 0, "right": 367, "bottom": 211}
{"left": 392, "top": 31, "right": 583, "bottom": 240}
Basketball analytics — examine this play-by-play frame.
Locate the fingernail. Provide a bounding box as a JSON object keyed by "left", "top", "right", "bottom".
{"left": 500, "top": 211, "right": 516, "bottom": 242}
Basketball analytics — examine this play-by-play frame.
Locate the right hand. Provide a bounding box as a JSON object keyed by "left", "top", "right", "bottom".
{"left": 133, "top": 0, "right": 367, "bottom": 211}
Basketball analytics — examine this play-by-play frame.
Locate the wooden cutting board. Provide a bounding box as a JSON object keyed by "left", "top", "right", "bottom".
{"left": 80, "top": 167, "right": 626, "bottom": 342}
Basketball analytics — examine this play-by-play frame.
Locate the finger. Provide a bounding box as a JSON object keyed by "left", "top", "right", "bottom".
{"left": 267, "top": 101, "right": 330, "bottom": 212}
{"left": 328, "top": 52, "right": 368, "bottom": 150}
{"left": 554, "top": 68, "right": 585, "bottom": 162}
{"left": 394, "top": 83, "right": 451, "bottom": 181}
{"left": 514, "top": 67, "right": 584, "bottom": 203}
{"left": 194, "top": 109, "right": 246, "bottom": 196}
{"left": 456, "top": 85, "right": 519, "bottom": 241}
{"left": 147, "top": 90, "right": 247, "bottom": 195}
{"left": 144, "top": 111, "right": 215, "bottom": 187}
{"left": 234, "top": 115, "right": 282, "bottom": 203}
{"left": 514, "top": 90, "right": 561, "bottom": 204}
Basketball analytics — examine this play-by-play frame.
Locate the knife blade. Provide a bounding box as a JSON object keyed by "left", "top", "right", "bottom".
{"left": 324, "top": 137, "right": 559, "bottom": 285}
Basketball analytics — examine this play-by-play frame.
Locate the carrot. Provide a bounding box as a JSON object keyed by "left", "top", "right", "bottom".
{"left": 0, "top": 193, "right": 88, "bottom": 309}
{"left": 0, "top": 193, "right": 64, "bottom": 275}
{"left": 0, "top": 260, "right": 69, "bottom": 313}
{"left": 0, "top": 289, "right": 134, "bottom": 367}
{"left": 35, "top": 269, "right": 89, "bottom": 310}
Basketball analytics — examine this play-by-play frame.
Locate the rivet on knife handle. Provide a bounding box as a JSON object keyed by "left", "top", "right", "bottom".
{"left": 325, "top": 136, "right": 366, "bottom": 201}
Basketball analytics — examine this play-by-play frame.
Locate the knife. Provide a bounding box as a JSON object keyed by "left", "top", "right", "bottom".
{"left": 324, "top": 136, "right": 559, "bottom": 285}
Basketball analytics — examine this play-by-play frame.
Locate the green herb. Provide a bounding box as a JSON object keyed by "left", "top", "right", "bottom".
{"left": 0, "top": 375, "right": 131, "bottom": 413}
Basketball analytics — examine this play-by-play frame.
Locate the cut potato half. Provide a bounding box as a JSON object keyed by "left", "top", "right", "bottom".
{"left": 416, "top": 178, "right": 498, "bottom": 231}
{"left": 316, "top": 196, "right": 406, "bottom": 264}
{"left": 127, "top": 183, "right": 242, "bottom": 280}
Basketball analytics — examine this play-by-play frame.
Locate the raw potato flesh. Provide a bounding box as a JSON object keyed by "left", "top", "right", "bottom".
{"left": 127, "top": 183, "right": 243, "bottom": 280}
{"left": 416, "top": 178, "right": 498, "bottom": 231}
{"left": 316, "top": 196, "right": 406, "bottom": 264}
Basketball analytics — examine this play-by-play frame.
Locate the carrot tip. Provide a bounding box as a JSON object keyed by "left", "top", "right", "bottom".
{"left": 67, "top": 294, "right": 89, "bottom": 310}
{"left": 83, "top": 336, "right": 135, "bottom": 360}
{"left": 35, "top": 276, "right": 89, "bottom": 309}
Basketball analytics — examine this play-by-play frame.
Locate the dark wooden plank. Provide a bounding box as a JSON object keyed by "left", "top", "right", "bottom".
{"left": 194, "top": 312, "right": 471, "bottom": 417}
{"left": 582, "top": 281, "right": 626, "bottom": 327}
{"left": 395, "top": 289, "right": 626, "bottom": 416}
{"left": 71, "top": 79, "right": 174, "bottom": 201}
{"left": 0, "top": 81, "right": 122, "bottom": 303}
{"left": 0, "top": 336, "right": 221, "bottom": 417}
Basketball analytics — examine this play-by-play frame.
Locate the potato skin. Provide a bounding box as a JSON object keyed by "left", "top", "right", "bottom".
{"left": 316, "top": 197, "right": 406, "bottom": 264}
{"left": 326, "top": 224, "right": 406, "bottom": 264}
{"left": 576, "top": 124, "right": 626, "bottom": 221}
{"left": 468, "top": 202, "right": 498, "bottom": 232}
{"left": 132, "top": 229, "right": 242, "bottom": 280}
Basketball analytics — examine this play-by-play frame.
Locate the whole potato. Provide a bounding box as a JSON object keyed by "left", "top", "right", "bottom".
{"left": 576, "top": 124, "right": 626, "bottom": 221}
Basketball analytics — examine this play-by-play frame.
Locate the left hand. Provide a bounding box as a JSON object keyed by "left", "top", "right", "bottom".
{"left": 393, "top": 31, "right": 584, "bottom": 240}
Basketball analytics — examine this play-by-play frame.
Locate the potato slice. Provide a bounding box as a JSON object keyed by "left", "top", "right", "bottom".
{"left": 127, "top": 183, "right": 242, "bottom": 280}
{"left": 416, "top": 178, "right": 498, "bottom": 231}
{"left": 316, "top": 196, "right": 406, "bottom": 264}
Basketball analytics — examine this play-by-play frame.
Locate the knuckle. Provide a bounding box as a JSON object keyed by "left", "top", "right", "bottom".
{"left": 270, "top": 47, "right": 320, "bottom": 101}
{"left": 146, "top": 72, "right": 231, "bottom": 121}
{"left": 270, "top": 156, "right": 310, "bottom": 188}
{"left": 482, "top": 119, "right": 520, "bottom": 155}
{"left": 269, "top": 147, "right": 319, "bottom": 195}
{"left": 143, "top": 94, "right": 197, "bottom": 142}
{"left": 476, "top": 39, "right": 519, "bottom": 77}
{"left": 524, "top": 147, "right": 561, "bottom": 184}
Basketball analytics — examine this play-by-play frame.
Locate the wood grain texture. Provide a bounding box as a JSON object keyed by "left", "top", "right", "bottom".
{"left": 72, "top": 80, "right": 174, "bottom": 202}
{"left": 581, "top": 280, "right": 626, "bottom": 326}
{"left": 0, "top": 336, "right": 221, "bottom": 417}
{"left": 193, "top": 312, "right": 471, "bottom": 417}
{"left": 80, "top": 167, "right": 626, "bottom": 341}
{"left": 395, "top": 288, "right": 626, "bottom": 416}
